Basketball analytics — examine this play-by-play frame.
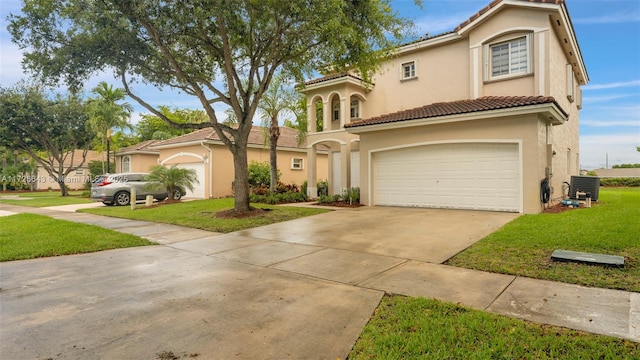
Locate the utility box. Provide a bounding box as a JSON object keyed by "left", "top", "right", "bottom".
{"left": 570, "top": 176, "right": 600, "bottom": 201}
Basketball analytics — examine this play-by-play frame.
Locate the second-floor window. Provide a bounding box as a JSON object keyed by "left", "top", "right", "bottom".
{"left": 487, "top": 34, "right": 532, "bottom": 80}
{"left": 333, "top": 101, "right": 340, "bottom": 122}
{"left": 350, "top": 99, "right": 359, "bottom": 119}
{"left": 401, "top": 61, "right": 416, "bottom": 80}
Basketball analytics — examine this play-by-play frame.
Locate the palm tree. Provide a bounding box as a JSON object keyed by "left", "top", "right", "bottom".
{"left": 87, "top": 82, "right": 133, "bottom": 173}
{"left": 145, "top": 165, "right": 199, "bottom": 201}
{"left": 257, "top": 72, "right": 299, "bottom": 193}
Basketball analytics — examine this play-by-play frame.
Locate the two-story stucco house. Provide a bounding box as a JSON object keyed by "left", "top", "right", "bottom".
{"left": 302, "top": 0, "right": 588, "bottom": 214}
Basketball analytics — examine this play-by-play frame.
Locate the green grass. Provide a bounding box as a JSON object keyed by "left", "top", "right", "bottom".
{"left": 0, "top": 213, "right": 154, "bottom": 261}
{"left": 447, "top": 188, "right": 640, "bottom": 292}
{"left": 349, "top": 295, "right": 640, "bottom": 359}
{"left": 0, "top": 191, "right": 91, "bottom": 207}
{"left": 80, "top": 197, "right": 330, "bottom": 233}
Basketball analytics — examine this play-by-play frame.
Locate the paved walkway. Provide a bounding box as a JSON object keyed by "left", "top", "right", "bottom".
{"left": 1, "top": 203, "right": 638, "bottom": 359}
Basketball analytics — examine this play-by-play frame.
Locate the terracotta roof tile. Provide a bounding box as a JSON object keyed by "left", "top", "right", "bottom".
{"left": 345, "top": 96, "right": 566, "bottom": 128}
{"left": 304, "top": 73, "right": 365, "bottom": 86}
{"left": 152, "top": 126, "right": 305, "bottom": 149}
{"left": 117, "top": 140, "right": 161, "bottom": 153}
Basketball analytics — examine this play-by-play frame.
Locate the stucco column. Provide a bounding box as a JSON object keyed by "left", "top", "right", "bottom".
{"left": 306, "top": 102, "right": 315, "bottom": 132}
{"left": 339, "top": 97, "right": 347, "bottom": 129}
{"left": 306, "top": 145, "right": 317, "bottom": 198}
{"left": 322, "top": 100, "right": 330, "bottom": 131}
{"left": 340, "top": 142, "right": 351, "bottom": 194}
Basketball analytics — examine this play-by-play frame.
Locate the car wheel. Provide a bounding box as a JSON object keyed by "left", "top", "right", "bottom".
{"left": 171, "top": 189, "right": 182, "bottom": 200}
{"left": 114, "top": 191, "right": 131, "bottom": 206}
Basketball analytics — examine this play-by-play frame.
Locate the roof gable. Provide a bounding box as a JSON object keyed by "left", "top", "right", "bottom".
{"left": 151, "top": 126, "right": 305, "bottom": 149}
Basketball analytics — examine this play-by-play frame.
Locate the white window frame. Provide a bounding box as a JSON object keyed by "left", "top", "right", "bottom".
{"left": 332, "top": 101, "right": 340, "bottom": 122}
{"left": 350, "top": 98, "right": 360, "bottom": 119}
{"left": 122, "top": 156, "right": 131, "bottom": 173}
{"left": 400, "top": 61, "right": 417, "bottom": 81}
{"left": 291, "top": 157, "right": 304, "bottom": 170}
{"left": 484, "top": 34, "right": 533, "bottom": 81}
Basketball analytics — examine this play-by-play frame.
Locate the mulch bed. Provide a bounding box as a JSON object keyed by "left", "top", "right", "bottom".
{"left": 542, "top": 202, "right": 584, "bottom": 213}
{"left": 314, "top": 201, "right": 364, "bottom": 208}
{"left": 215, "top": 207, "right": 271, "bottom": 218}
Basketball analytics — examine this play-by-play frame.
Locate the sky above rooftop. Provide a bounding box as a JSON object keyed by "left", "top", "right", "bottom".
{"left": 1, "top": 0, "right": 639, "bottom": 169}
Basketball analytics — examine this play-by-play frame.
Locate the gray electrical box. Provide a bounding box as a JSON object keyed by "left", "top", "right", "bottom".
{"left": 570, "top": 176, "right": 600, "bottom": 201}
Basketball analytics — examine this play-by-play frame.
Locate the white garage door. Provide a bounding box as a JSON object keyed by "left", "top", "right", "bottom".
{"left": 373, "top": 143, "right": 519, "bottom": 212}
{"left": 176, "top": 163, "right": 205, "bottom": 199}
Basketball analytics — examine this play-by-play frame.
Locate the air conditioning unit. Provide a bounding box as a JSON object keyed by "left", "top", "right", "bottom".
{"left": 570, "top": 176, "right": 599, "bottom": 201}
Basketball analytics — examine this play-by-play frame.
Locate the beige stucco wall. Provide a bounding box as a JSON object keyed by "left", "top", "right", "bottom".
{"left": 159, "top": 143, "right": 327, "bottom": 198}
{"left": 357, "top": 114, "right": 555, "bottom": 214}
{"left": 116, "top": 153, "right": 160, "bottom": 173}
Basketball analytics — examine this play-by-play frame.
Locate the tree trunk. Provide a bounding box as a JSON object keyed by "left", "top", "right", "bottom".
{"left": 231, "top": 143, "right": 251, "bottom": 212}
{"left": 269, "top": 121, "right": 280, "bottom": 193}
{"left": 57, "top": 178, "right": 68, "bottom": 196}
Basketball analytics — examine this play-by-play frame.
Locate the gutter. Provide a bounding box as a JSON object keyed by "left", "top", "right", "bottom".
{"left": 201, "top": 141, "right": 213, "bottom": 198}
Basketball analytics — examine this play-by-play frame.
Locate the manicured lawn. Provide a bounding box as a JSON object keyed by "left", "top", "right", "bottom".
{"left": 349, "top": 295, "right": 640, "bottom": 359}
{"left": 80, "top": 198, "right": 330, "bottom": 233}
{"left": 447, "top": 188, "right": 640, "bottom": 292}
{"left": 0, "top": 191, "right": 91, "bottom": 207}
{"left": 0, "top": 213, "right": 154, "bottom": 261}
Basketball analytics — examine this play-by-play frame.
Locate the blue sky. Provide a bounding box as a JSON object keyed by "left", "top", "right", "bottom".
{"left": 1, "top": 0, "right": 639, "bottom": 169}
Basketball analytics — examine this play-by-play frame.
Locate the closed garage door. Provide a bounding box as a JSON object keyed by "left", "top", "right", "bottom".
{"left": 373, "top": 143, "right": 519, "bottom": 212}
{"left": 176, "top": 163, "right": 206, "bottom": 199}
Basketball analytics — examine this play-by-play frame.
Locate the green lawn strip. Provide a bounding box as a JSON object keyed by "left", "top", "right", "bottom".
{"left": 349, "top": 295, "right": 640, "bottom": 359}
{"left": 0, "top": 191, "right": 91, "bottom": 207}
{"left": 79, "top": 197, "right": 330, "bottom": 233}
{"left": 0, "top": 213, "right": 154, "bottom": 261}
{"left": 447, "top": 188, "right": 640, "bottom": 292}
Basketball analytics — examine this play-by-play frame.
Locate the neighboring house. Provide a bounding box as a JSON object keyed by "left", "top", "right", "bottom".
{"left": 302, "top": 0, "right": 587, "bottom": 214}
{"left": 115, "top": 126, "right": 328, "bottom": 199}
{"left": 115, "top": 140, "right": 162, "bottom": 173}
{"left": 34, "top": 150, "right": 103, "bottom": 190}
{"left": 592, "top": 168, "right": 640, "bottom": 178}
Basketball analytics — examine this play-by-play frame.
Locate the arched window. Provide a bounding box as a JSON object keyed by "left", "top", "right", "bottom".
{"left": 350, "top": 98, "right": 359, "bottom": 119}
{"left": 122, "top": 156, "right": 130, "bottom": 172}
{"left": 332, "top": 101, "right": 340, "bottom": 122}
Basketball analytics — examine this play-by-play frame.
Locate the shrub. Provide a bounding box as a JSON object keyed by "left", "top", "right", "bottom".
{"left": 342, "top": 187, "right": 360, "bottom": 204}
{"left": 317, "top": 179, "right": 329, "bottom": 196}
{"left": 248, "top": 161, "right": 280, "bottom": 187}
{"left": 250, "top": 191, "right": 307, "bottom": 204}
{"left": 600, "top": 177, "right": 640, "bottom": 187}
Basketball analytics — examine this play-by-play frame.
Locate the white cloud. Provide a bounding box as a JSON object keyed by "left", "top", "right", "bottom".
{"left": 580, "top": 133, "right": 640, "bottom": 169}
{"left": 583, "top": 80, "right": 640, "bottom": 91}
{"left": 581, "top": 119, "right": 640, "bottom": 127}
{"left": 582, "top": 94, "right": 633, "bottom": 103}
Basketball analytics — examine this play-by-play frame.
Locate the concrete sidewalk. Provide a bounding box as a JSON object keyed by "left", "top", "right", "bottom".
{"left": 0, "top": 203, "right": 637, "bottom": 359}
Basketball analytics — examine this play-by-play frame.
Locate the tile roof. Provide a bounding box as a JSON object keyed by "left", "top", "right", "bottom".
{"left": 117, "top": 140, "right": 161, "bottom": 153}
{"left": 152, "top": 126, "right": 305, "bottom": 149}
{"left": 304, "top": 73, "right": 366, "bottom": 86}
{"left": 344, "top": 96, "right": 566, "bottom": 128}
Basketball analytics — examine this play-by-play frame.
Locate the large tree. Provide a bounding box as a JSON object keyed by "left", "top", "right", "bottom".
{"left": 0, "top": 84, "right": 92, "bottom": 196}
{"left": 9, "top": 0, "right": 414, "bottom": 212}
{"left": 136, "top": 106, "right": 206, "bottom": 141}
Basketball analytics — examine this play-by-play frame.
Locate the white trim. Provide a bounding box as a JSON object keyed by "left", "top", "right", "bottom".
{"left": 367, "top": 139, "right": 523, "bottom": 213}
{"left": 538, "top": 32, "right": 546, "bottom": 96}
{"left": 347, "top": 103, "right": 567, "bottom": 134}
{"left": 458, "top": 0, "right": 558, "bottom": 36}
{"left": 307, "top": 137, "right": 348, "bottom": 147}
{"left": 400, "top": 60, "right": 418, "bottom": 81}
{"left": 485, "top": 33, "right": 533, "bottom": 81}
{"left": 472, "top": 47, "right": 479, "bottom": 99}
{"left": 160, "top": 152, "right": 206, "bottom": 165}
{"left": 566, "top": 63, "right": 575, "bottom": 102}
{"left": 471, "top": 27, "right": 547, "bottom": 49}
{"left": 291, "top": 157, "right": 304, "bottom": 170}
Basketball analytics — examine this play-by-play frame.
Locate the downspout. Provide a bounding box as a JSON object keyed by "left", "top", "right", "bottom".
{"left": 201, "top": 141, "right": 213, "bottom": 198}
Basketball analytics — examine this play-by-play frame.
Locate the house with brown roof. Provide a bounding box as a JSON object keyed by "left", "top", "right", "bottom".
{"left": 302, "top": 0, "right": 588, "bottom": 214}
{"left": 34, "top": 150, "right": 103, "bottom": 190}
{"left": 115, "top": 126, "right": 327, "bottom": 199}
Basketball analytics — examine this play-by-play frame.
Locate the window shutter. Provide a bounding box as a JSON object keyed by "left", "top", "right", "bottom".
{"left": 566, "top": 64, "right": 575, "bottom": 102}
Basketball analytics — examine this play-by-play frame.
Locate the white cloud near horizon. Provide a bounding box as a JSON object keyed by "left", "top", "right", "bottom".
{"left": 580, "top": 133, "right": 640, "bottom": 168}
{"left": 581, "top": 119, "right": 640, "bottom": 127}
{"left": 583, "top": 80, "right": 640, "bottom": 91}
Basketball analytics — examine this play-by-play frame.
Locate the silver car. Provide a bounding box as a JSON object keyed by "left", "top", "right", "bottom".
{"left": 90, "top": 172, "right": 184, "bottom": 206}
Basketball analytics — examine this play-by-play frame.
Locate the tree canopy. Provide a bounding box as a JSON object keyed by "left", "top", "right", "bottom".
{"left": 9, "top": 0, "right": 416, "bottom": 211}
{"left": 0, "top": 84, "right": 92, "bottom": 196}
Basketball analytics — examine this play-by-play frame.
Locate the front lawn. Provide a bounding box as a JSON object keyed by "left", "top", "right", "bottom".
{"left": 447, "top": 188, "right": 640, "bottom": 292}
{"left": 0, "top": 213, "right": 154, "bottom": 261}
{"left": 349, "top": 295, "right": 640, "bottom": 359}
{"left": 0, "top": 191, "right": 91, "bottom": 207}
{"left": 80, "top": 198, "right": 329, "bottom": 233}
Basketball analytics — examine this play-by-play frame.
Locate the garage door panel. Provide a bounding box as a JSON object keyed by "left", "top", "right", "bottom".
{"left": 373, "top": 143, "right": 519, "bottom": 212}
{"left": 176, "top": 163, "right": 205, "bottom": 199}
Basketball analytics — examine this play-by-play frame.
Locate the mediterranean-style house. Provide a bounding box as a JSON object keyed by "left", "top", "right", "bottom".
{"left": 115, "top": 126, "right": 328, "bottom": 199}
{"left": 302, "top": 0, "right": 588, "bottom": 214}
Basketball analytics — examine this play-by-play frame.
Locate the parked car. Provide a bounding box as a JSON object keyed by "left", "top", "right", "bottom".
{"left": 90, "top": 172, "right": 185, "bottom": 206}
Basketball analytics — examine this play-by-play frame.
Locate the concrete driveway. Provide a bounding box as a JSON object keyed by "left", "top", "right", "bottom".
{"left": 18, "top": 205, "right": 639, "bottom": 359}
